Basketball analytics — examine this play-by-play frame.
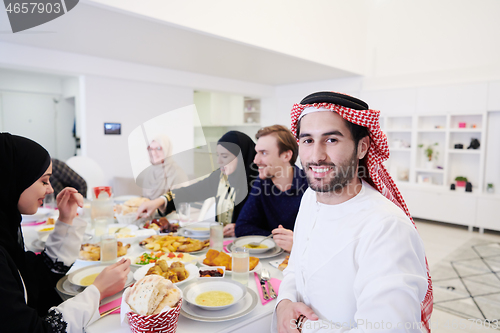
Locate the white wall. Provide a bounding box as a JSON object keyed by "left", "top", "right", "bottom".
{"left": 83, "top": 75, "right": 194, "bottom": 185}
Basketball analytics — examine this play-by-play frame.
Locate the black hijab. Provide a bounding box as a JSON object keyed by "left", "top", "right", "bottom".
{"left": 0, "top": 133, "right": 51, "bottom": 273}
{"left": 217, "top": 131, "right": 258, "bottom": 192}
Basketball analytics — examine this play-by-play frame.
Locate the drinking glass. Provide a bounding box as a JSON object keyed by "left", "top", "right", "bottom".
{"left": 232, "top": 246, "right": 249, "bottom": 286}
{"left": 178, "top": 203, "right": 191, "bottom": 224}
{"left": 43, "top": 192, "right": 56, "bottom": 209}
{"left": 209, "top": 223, "right": 223, "bottom": 251}
{"left": 100, "top": 234, "right": 117, "bottom": 263}
{"left": 94, "top": 217, "right": 111, "bottom": 239}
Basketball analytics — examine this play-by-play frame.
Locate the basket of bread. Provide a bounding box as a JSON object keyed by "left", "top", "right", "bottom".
{"left": 115, "top": 197, "right": 150, "bottom": 224}
{"left": 121, "top": 275, "right": 182, "bottom": 333}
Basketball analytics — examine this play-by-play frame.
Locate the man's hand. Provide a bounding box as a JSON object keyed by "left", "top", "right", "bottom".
{"left": 57, "top": 187, "right": 83, "bottom": 225}
{"left": 272, "top": 225, "right": 293, "bottom": 252}
{"left": 223, "top": 223, "right": 235, "bottom": 237}
{"left": 93, "top": 258, "right": 131, "bottom": 301}
{"left": 136, "top": 197, "right": 164, "bottom": 219}
{"left": 276, "top": 299, "right": 319, "bottom": 333}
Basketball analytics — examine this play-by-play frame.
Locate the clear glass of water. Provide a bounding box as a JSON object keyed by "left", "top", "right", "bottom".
{"left": 178, "top": 202, "right": 191, "bottom": 224}
{"left": 232, "top": 246, "right": 249, "bottom": 286}
{"left": 209, "top": 223, "right": 223, "bottom": 251}
{"left": 43, "top": 192, "right": 56, "bottom": 209}
{"left": 100, "top": 234, "right": 117, "bottom": 263}
{"left": 94, "top": 217, "right": 111, "bottom": 239}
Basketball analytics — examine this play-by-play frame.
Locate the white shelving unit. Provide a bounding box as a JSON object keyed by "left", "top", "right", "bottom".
{"left": 380, "top": 113, "right": 498, "bottom": 232}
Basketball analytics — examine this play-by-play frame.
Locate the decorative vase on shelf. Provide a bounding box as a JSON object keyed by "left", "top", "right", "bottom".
{"left": 425, "top": 160, "right": 434, "bottom": 170}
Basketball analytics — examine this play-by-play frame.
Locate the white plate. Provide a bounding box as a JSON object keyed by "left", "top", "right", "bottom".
{"left": 21, "top": 207, "right": 54, "bottom": 223}
{"left": 198, "top": 254, "right": 262, "bottom": 274}
{"left": 133, "top": 263, "right": 198, "bottom": 286}
{"left": 180, "top": 287, "right": 258, "bottom": 322}
{"left": 184, "top": 222, "right": 211, "bottom": 235}
{"left": 130, "top": 252, "right": 200, "bottom": 266}
{"left": 226, "top": 241, "right": 284, "bottom": 259}
{"left": 183, "top": 279, "right": 246, "bottom": 310}
{"left": 107, "top": 224, "right": 138, "bottom": 234}
{"left": 233, "top": 236, "right": 276, "bottom": 254}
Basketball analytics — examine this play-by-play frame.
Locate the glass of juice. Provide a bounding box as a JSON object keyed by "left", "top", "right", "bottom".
{"left": 209, "top": 222, "right": 223, "bottom": 251}
{"left": 231, "top": 246, "right": 249, "bottom": 286}
{"left": 100, "top": 234, "right": 117, "bottom": 263}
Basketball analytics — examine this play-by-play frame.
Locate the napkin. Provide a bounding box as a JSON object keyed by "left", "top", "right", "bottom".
{"left": 23, "top": 220, "right": 47, "bottom": 227}
{"left": 223, "top": 240, "right": 233, "bottom": 253}
{"left": 253, "top": 272, "right": 281, "bottom": 305}
{"left": 99, "top": 297, "right": 121, "bottom": 316}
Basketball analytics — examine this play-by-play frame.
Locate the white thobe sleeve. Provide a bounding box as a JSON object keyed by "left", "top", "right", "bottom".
{"left": 271, "top": 230, "right": 299, "bottom": 333}
{"left": 299, "top": 216, "right": 427, "bottom": 333}
{"left": 44, "top": 217, "right": 87, "bottom": 266}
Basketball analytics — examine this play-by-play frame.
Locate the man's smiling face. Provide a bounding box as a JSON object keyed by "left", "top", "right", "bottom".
{"left": 298, "top": 111, "right": 360, "bottom": 193}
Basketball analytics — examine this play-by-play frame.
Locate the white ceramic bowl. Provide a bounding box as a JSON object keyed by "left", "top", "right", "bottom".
{"left": 233, "top": 236, "right": 276, "bottom": 254}
{"left": 115, "top": 212, "right": 138, "bottom": 225}
{"left": 36, "top": 224, "right": 55, "bottom": 242}
{"left": 68, "top": 264, "right": 108, "bottom": 287}
{"left": 183, "top": 279, "right": 246, "bottom": 310}
{"left": 184, "top": 222, "right": 211, "bottom": 235}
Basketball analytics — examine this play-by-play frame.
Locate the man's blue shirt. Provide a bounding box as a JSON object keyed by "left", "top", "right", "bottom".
{"left": 235, "top": 165, "right": 308, "bottom": 237}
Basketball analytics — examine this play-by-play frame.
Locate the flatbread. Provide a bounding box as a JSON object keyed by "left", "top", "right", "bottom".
{"left": 126, "top": 275, "right": 172, "bottom": 316}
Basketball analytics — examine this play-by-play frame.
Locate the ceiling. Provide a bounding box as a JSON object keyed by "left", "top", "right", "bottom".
{"left": 0, "top": 3, "right": 359, "bottom": 85}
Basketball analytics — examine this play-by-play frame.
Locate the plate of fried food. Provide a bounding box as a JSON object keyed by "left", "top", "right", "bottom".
{"left": 78, "top": 242, "right": 131, "bottom": 261}
{"left": 198, "top": 249, "right": 261, "bottom": 274}
{"left": 132, "top": 251, "right": 200, "bottom": 266}
{"left": 139, "top": 234, "right": 209, "bottom": 254}
{"left": 134, "top": 259, "right": 198, "bottom": 286}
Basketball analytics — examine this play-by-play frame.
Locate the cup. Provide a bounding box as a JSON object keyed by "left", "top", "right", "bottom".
{"left": 178, "top": 203, "right": 191, "bottom": 224}
{"left": 231, "top": 246, "right": 249, "bottom": 286}
{"left": 209, "top": 223, "right": 223, "bottom": 251}
{"left": 94, "top": 217, "right": 111, "bottom": 239}
{"left": 100, "top": 234, "right": 117, "bottom": 263}
{"left": 43, "top": 192, "right": 56, "bottom": 210}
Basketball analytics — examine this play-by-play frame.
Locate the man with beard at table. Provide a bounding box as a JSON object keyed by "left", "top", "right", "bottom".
{"left": 273, "top": 92, "right": 433, "bottom": 333}
{"left": 235, "top": 125, "right": 308, "bottom": 252}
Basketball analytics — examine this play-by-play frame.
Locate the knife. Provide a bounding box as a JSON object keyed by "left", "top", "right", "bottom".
{"left": 259, "top": 271, "right": 270, "bottom": 300}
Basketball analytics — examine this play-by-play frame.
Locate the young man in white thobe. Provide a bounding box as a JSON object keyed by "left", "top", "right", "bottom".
{"left": 273, "top": 92, "right": 433, "bottom": 333}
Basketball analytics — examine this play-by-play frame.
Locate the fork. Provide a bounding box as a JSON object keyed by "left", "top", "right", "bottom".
{"left": 261, "top": 269, "right": 277, "bottom": 299}
{"left": 258, "top": 271, "right": 270, "bottom": 300}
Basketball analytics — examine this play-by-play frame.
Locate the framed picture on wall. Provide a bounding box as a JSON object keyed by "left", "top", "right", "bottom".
{"left": 104, "top": 123, "right": 121, "bottom": 135}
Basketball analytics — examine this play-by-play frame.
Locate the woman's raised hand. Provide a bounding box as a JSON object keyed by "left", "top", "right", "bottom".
{"left": 57, "top": 187, "right": 83, "bottom": 225}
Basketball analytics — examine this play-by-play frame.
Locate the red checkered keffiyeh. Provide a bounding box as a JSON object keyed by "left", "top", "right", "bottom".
{"left": 291, "top": 102, "right": 433, "bottom": 333}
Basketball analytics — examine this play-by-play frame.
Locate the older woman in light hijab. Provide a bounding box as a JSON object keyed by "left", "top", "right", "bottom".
{"left": 137, "top": 134, "right": 189, "bottom": 200}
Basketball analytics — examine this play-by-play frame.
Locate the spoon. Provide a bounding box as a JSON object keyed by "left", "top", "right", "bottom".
{"left": 247, "top": 234, "right": 273, "bottom": 248}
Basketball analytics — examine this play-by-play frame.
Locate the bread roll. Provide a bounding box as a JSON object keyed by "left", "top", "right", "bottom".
{"left": 126, "top": 275, "right": 173, "bottom": 316}
{"left": 152, "top": 288, "right": 181, "bottom": 315}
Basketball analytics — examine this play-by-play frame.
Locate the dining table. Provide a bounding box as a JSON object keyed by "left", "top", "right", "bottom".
{"left": 21, "top": 213, "right": 287, "bottom": 333}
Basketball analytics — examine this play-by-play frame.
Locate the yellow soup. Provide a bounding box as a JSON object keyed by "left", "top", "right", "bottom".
{"left": 195, "top": 291, "right": 234, "bottom": 307}
{"left": 39, "top": 227, "right": 54, "bottom": 232}
{"left": 243, "top": 243, "right": 268, "bottom": 249}
{"left": 80, "top": 273, "right": 100, "bottom": 286}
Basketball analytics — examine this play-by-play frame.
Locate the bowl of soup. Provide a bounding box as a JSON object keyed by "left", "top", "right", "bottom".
{"left": 233, "top": 236, "right": 276, "bottom": 254}
{"left": 184, "top": 222, "right": 211, "bottom": 236}
{"left": 68, "top": 265, "right": 108, "bottom": 287}
{"left": 183, "top": 279, "right": 246, "bottom": 310}
{"left": 36, "top": 225, "right": 55, "bottom": 242}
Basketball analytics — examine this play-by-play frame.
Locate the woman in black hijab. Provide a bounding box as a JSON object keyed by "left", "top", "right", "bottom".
{"left": 0, "top": 133, "right": 130, "bottom": 333}
{"left": 137, "top": 131, "right": 258, "bottom": 236}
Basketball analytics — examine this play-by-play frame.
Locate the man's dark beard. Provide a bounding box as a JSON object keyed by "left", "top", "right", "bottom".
{"left": 303, "top": 148, "right": 358, "bottom": 193}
